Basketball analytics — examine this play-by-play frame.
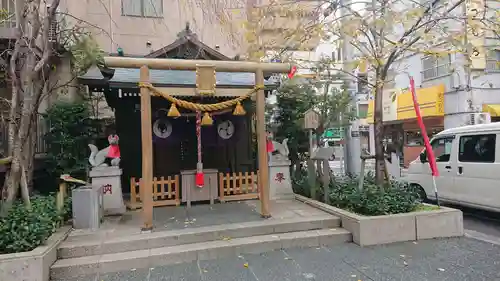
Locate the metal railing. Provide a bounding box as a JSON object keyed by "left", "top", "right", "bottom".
{"left": 0, "top": 114, "right": 48, "bottom": 156}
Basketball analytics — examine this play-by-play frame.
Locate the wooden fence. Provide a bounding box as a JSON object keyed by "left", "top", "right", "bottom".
{"left": 218, "top": 171, "right": 259, "bottom": 202}
{"left": 127, "top": 175, "right": 180, "bottom": 210}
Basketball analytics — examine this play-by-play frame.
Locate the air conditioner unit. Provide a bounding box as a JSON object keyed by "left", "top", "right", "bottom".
{"left": 468, "top": 113, "right": 491, "bottom": 125}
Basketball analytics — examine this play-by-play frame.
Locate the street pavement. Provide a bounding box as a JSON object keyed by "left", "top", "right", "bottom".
{"left": 69, "top": 237, "right": 500, "bottom": 281}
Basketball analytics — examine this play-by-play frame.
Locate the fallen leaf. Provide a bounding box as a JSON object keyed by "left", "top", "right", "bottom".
{"left": 243, "top": 263, "right": 249, "bottom": 268}
{"left": 403, "top": 261, "right": 408, "bottom": 266}
{"left": 238, "top": 255, "right": 244, "bottom": 259}
{"left": 351, "top": 274, "right": 356, "bottom": 277}
{"left": 400, "top": 254, "right": 405, "bottom": 258}
{"left": 303, "top": 273, "right": 316, "bottom": 279}
{"left": 284, "top": 257, "right": 292, "bottom": 260}
{"left": 203, "top": 269, "right": 208, "bottom": 273}
{"left": 131, "top": 268, "right": 136, "bottom": 271}
{"left": 437, "top": 268, "right": 445, "bottom": 272}
{"left": 412, "top": 241, "right": 418, "bottom": 244}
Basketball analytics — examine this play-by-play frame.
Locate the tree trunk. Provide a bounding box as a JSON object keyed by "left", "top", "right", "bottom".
{"left": 373, "top": 85, "right": 386, "bottom": 185}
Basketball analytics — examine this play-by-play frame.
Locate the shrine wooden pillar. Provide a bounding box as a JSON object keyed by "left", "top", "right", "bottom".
{"left": 255, "top": 68, "right": 270, "bottom": 218}
{"left": 139, "top": 66, "right": 154, "bottom": 231}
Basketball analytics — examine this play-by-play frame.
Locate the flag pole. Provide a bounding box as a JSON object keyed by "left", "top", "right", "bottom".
{"left": 409, "top": 76, "right": 440, "bottom": 207}
{"left": 432, "top": 176, "right": 440, "bottom": 207}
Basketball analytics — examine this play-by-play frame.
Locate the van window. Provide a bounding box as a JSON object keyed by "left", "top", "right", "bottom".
{"left": 459, "top": 134, "right": 496, "bottom": 163}
{"left": 430, "top": 137, "right": 454, "bottom": 162}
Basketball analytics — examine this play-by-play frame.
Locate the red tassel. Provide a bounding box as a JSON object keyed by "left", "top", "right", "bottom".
{"left": 195, "top": 172, "right": 204, "bottom": 188}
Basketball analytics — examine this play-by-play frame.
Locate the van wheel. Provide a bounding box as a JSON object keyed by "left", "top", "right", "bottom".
{"left": 411, "top": 184, "right": 427, "bottom": 202}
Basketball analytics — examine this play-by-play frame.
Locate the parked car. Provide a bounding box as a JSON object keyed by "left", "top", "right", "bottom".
{"left": 403, "top": 122, "right": 500, "bottom": 212}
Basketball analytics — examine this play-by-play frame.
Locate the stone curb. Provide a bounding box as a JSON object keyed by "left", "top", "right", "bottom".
{"left": 0, "top": 226, "right": 71, "bottom": 281}
{"left": 58, "top": 215, "right": 341, "bottom": 259}
{"left": 295, "top": 194, "right": 464, "bottom": 246}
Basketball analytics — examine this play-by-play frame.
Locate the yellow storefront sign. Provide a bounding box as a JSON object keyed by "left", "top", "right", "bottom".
{"left": 367, "top": 101, "right": 374, "bottom": 123}
{"left": 396, "top": 84, "right": 445, "bottom": 120}
{"left": 482, "top": 104, "right": 500, "bottom": 117}
{"left": 366, "top": 89, "right": 398, "bottom": 124}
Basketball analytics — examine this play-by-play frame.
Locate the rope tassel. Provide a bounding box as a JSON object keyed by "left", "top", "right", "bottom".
{"left": 233, "top": 101, "right": 246, "bottom": 115}
{"left": 168, "top": 103, "right": 181, "bottom": 117}
{"left": 201, "top": 112, "right": 213, "bottom": 126}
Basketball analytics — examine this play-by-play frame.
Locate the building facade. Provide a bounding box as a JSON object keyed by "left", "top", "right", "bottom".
{"left": 59, "top": 0, "right": 247, "bottom": 58}
{"left": 367, "top": 46, "right": 500, "bottom": 167}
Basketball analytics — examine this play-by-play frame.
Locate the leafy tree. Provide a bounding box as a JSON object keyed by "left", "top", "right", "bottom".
{"left": 43, "top": 102, "right": 98, "bottom": 180}
{"left": 273, "top": 79, "right": 317, "bottom": 167}
{"left": 0, "top": 0, "right": 103, "bottom": 214}
{"left": 319, "top": 0, "right": 500, "bottom": 184}
{"left": 230, "top": 0, "right": 499, "bottom": 185}
{"left": 272, "top": 58, "right": 355, "bottom": 171}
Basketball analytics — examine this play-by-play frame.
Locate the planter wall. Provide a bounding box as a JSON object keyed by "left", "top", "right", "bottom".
{"left": 295, "top": 194, "right": 464, "bottom": 246}
{"left": 0, "top": 226, "right": 71, "bottom": 281}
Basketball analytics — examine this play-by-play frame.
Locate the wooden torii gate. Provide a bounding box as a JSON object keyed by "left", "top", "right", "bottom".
{"left": 103, "top": 57, "right": 294, "bottom": 231}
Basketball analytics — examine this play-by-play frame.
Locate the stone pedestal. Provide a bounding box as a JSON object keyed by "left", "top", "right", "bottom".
{"left": 89, "top": 166, "right": 125, "bottom": 216}
{"left": 268, "top": 159, "right": 294, "bottom": 200}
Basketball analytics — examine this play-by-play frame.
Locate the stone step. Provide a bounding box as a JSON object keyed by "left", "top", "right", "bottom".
{"left": 51, "top": 228, "right": 352, "bottom": 280}
{"left": 58, "top": 216, "right": 341, "bottom": 259}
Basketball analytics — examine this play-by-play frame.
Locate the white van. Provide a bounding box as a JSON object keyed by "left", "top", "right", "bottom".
{"left": 404, "top": 122, "right": 500, "bottom": 212}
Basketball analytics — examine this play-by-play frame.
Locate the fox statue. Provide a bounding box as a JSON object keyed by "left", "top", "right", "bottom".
{"left": 88, "top": 134, "right": 121, "bottom": 167}
{"left": 268, "top": 138, "right": 289, "bottom": 161}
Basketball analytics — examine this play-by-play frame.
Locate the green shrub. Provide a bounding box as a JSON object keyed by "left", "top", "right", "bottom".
{"left": 0, "top": 195, "right": 69, "bottom": 254}
{"left": 329, "top": 173, "right": 420, "bottom": 216}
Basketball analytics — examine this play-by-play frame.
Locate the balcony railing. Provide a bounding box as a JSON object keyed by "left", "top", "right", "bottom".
{"left": 0, "top": 0, "right": 16, "bottom": 28}
{"left": 0, "top": 114, "right": 48, "bottom": 157}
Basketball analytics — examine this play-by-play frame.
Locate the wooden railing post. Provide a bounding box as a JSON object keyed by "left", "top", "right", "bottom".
{"left": 140, "top": 66, "right": 154, "bottom": 231}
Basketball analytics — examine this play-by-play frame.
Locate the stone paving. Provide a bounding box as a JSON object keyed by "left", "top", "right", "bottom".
{"left": 66, "top": 199, "right": 329, "bottom": 240}
{"left": 61, "top": 237, "right": 500, "bottom": 281}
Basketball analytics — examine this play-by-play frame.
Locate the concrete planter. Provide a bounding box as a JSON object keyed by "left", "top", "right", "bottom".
{"left": 295, "top": 194, "right": 464, "bottom": 246}
{"left": 0, "top": 226, "right": 71, "bottom": 281}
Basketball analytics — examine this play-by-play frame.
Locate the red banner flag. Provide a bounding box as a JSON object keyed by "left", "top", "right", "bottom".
{"left": 409, "top": 77, "right": 439, "bottom": 177}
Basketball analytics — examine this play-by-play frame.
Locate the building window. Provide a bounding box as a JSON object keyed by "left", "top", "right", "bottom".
{"left": 357, "top": 103, "right": 368, "bottom": 118}
{"left": 486, "top": 49, "right": 500, "bottom": 72}
{"left": 122, "top": 0, "right": 163, "bottom": 17}
{"left": 459, "top": 134, "right": 496, "bottom": 163}
{"left": 421, "top": 55, "right": 451, "bottom": 80}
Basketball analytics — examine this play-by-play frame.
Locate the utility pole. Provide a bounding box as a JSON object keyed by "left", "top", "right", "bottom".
{"left": 338, "top": 0, "right": 361, "bottom": 175}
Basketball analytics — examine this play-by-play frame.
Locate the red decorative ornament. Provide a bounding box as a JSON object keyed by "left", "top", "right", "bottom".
{"left": 288, "top": 65, "right": 297, "bottom": 79}
{"left": 195, "top": 172, "right": 204, "bottom": 187}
